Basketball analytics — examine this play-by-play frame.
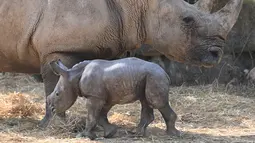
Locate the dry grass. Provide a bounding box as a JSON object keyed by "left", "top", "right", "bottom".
{"left": 0, "top": 73, "right": 255, "bottom": 142}
{"left": 0, "top": 93, "right": 44, "bottom": 118}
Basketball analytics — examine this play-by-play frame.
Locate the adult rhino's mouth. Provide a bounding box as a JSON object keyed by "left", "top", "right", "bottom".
{"left": 201, "top": 63, "right": 215, "bottom": 68}
{"left": 165, "top": 45, "right": 223, "bottom": 68}
{"left": 187, "top": 45, "right": 223, "bottom": 67}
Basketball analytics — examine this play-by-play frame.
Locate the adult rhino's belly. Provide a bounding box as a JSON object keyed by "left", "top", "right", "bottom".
{"left": 0, "top": 52, "right": 40, "bottom": 73}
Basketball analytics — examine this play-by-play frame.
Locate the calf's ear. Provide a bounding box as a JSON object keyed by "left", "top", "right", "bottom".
{"left": 49, "top": 59, "right": 69, "bottom": 77}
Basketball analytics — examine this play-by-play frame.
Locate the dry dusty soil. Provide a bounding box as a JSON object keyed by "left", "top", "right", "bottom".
{"left": 0, "top": 73, "right": 255, "bottom": 143}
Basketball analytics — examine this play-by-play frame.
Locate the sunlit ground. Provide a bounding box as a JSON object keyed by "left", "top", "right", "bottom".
{"left": 0, "top": 73, "right": 255, "bottom": 143}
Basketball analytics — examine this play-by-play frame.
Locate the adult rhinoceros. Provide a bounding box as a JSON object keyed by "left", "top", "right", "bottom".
{"left": 0, "top": 0, "right": 243, "bottom": 128}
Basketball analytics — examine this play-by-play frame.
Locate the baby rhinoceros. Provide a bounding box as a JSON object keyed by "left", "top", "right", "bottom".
{"left": 47, "top": 57, "right": 180, "bottom": 140}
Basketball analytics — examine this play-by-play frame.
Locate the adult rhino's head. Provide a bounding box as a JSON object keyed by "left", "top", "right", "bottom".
{"left": 147, "top": 0, "right": 243, "bottom": 67}
{"left": 47, "top": 60, "right": 80, "bottom": 114}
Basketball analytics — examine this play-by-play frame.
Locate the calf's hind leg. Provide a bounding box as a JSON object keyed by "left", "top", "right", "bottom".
{"left": 135, "top": 100, "right": 154, "bottom": 136}
{"left": 147, "top": 97, "right": 180, "bottom": 136}
{"left": 145, "top": 75, "right": 180, "bottom": 136}
{"left": 148, "top": 97, "right": 180, "bottom": 136}
{"left": 158, "top": 104, "right": 180, "bottom": 136}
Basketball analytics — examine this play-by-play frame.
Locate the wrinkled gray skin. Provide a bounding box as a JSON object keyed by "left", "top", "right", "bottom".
{"left": 0, "top": 0, "right": 243, "bottom": 127}
{"left": 47, "top": 57, "right": 179, "bottom": 139}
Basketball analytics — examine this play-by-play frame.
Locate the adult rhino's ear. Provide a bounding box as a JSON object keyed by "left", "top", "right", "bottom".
{"left": 194, "top": 0, "right": 215, "bottom": 13}
{"left": 49, "top": 59, "right": 69, "bottom": 77}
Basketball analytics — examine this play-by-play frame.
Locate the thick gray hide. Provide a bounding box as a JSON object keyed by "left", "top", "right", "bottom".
{"left": 47, "top": 57, "right": 179, "bottom": 139}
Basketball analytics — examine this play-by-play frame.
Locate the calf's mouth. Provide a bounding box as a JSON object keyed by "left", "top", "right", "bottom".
{"left": 50, "top": 105, "right": 56, "bottom": 114}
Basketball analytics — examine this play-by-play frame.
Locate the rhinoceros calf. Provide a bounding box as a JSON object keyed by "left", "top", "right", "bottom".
{"left": 47, "top": 57, "right": 179, "bottom": 139}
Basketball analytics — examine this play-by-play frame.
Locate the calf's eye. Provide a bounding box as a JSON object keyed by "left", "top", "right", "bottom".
{"left": 183, "top": 16, "right": 195, "bottom": 25}
{"left": 55, "top": 92, "right": 59, "bottom": 96}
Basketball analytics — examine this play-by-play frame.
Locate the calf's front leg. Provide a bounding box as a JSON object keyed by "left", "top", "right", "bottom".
{"left": 98, "top": 104, "right": 118, "bottom": 138}
{"left": 76, "top": 97, "right": 105, "bottom": 140}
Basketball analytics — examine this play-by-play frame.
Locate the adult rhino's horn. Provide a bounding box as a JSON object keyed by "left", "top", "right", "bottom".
{"left": 213, "top": 0, "right": 243, "bottom": 38}
{"left": 195, "top": 0, "right": 215, "bottom": 13}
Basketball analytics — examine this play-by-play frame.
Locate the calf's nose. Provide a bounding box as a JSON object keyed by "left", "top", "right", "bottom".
{"left": 46, "top": 97, "right": 52, "bottom": 106}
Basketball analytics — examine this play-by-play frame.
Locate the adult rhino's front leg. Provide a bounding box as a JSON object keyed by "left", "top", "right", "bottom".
{"left": 39, "top": 54, "right": 84, "bottom": 128}
{"left": 39, "top": 61, "right": 61, "bottom": 128}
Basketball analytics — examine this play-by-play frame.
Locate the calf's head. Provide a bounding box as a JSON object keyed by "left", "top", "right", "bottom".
{"left": 148, "top": 0, "right": 243, "bottom": 67}
{"left": 47, "top": 60, "right": 80, "bottom": 114}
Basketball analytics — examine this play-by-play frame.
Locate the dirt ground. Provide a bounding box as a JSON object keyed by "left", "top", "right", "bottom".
{"left": 0, "top": 73, "right": 255, "bottom": 143}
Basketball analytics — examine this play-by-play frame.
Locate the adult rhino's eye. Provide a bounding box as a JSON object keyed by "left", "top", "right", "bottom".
{"left": 55, "top": 92, "right": 59, "bottom": 96}
{"left": 183, "top": 16, "right": 195, "bottom": 25}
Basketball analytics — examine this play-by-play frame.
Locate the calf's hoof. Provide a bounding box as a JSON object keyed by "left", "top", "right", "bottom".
{"left": 76, "top": 132, "right": 97, "bottom": 140}
{"left": 104, "top": 125, "right": 118, "bottom": 138}
{"left": 126, "top": 129, "right": 144, "bottom": 137}
{"left": 167, "top": 128, "right": 181, "bottom": 137}
{"left": 38, "top": 112, "right": 66, "bottom": 128}
{"left": 38, "top": 116, "right": 51, "bottom": 129}
{"left": 53, "top": 114, "right": 67, "bottom": 126}
{"left": 134, "top": 131, "right": 145, "bottom": 137}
